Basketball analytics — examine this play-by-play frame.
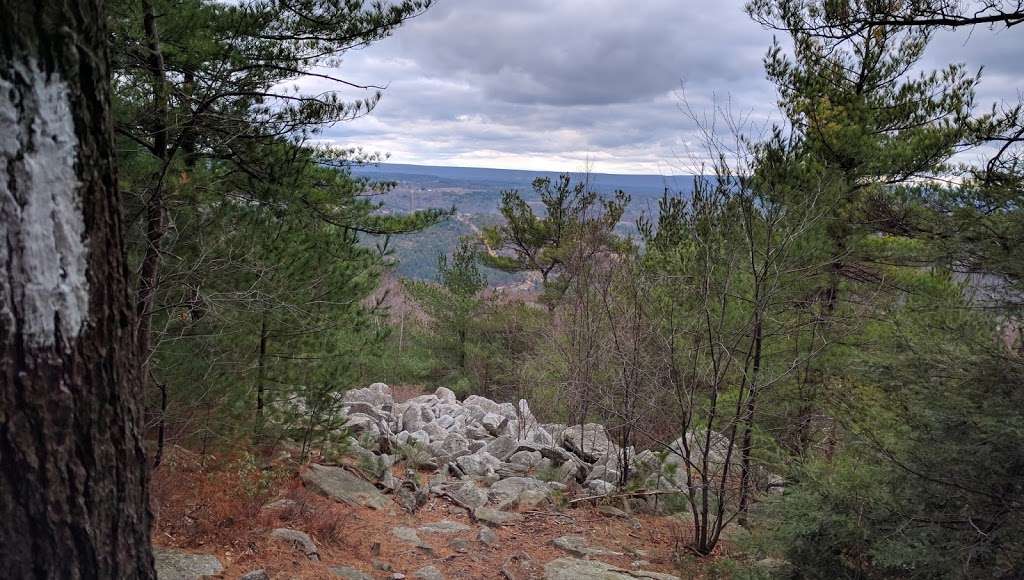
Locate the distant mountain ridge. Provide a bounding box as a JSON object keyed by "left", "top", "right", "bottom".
{"left": 351, "top": 162, "right": 696, "bottom": 195}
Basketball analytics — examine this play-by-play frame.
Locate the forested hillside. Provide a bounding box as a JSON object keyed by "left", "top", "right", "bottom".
{"left": 1, "top": 0, "right": 1022, "bottom": 579}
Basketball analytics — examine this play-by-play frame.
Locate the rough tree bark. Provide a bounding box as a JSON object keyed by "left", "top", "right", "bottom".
{"left": 0, "top": 0, "right": 155, "bottom": 577}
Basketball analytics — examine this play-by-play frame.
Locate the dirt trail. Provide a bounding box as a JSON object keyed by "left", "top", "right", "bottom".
{"left": 151, "top": 447, "right": 710, "bottom": 579}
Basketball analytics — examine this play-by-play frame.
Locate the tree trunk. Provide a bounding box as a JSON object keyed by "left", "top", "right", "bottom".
{"left": 135, "top": 0, "right": 170, "bottom": 369}
{"left": 738, "top": 317, "right": 763, "bottom": 527}
{"left": 458, "top": 326, "right": 467, "bottom": 370}
{"left": 256, "top": 314, "right": 269, "bottom": 421}
{"left": 0, "top": 0, "right": 155, "bottom": 577}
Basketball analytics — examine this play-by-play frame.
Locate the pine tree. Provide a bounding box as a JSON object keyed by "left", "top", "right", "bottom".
{"left": 480, "top": 174, "right": 629, "bottom": 307}
{"left": 406, "top": 238, "right": 488, "bottom": 378}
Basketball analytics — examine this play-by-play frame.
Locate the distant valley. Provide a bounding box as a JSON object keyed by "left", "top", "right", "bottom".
{"left": 352, "top": 163, "right": 696, "bottom": 283}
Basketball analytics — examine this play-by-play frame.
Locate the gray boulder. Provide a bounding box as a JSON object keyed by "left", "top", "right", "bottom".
{"left": 329, "top": 565, "right": 373, "bottom": 580}
{"left": 435, "top": 414, "right": 455, "bottom": 430}
{"left": 402, "top": 404, "right": 427, "bottom": 433}
{"left": 586, "top": 465, "right": 620, "bottom": 485}
{"left": 562, "top": 424, "right": 613, "bottom": 463}
{"left": 551, "top": 535, "right": 622, "bottom": 558}
{"left": 153, "top": 547, "right": 223, "bottom": 580}
{"left": 301, "top": 464, "right": 392, "bottom": 510}
{"left": 342, "top": 413, "right": 380, "bottom": 440}
{"left": 240, "top": 570, "right": 269, "bottom": 580}
{"left": 270, "top": 528, "right": 319, "bottom": 561}
{"left": 509, "top": 450, "right": 542, "bottom": 468}
{"left": 512, "top": 399, "right": 538, "bottom": 435}
{"left": 434, "top": 386, "right": 458, "bottom": 405}
{"left": 413, "top": 565, "right": 445, "bottom": 580}
{"left": 418, "top": 520, "right": 471, "bottom": 534}
{"left": 481, "top": 413, "right": 509, "bottom": 436}
{"left": 497, "top": 402, "right": 518, "bottom": 420}
{"left": 463, "top": 394, "right": 501, "bottom": 414}
{"left": 407, "top": 393, "right": 441, "bottom": 407}
{"left": 478, "top": 526, "right": 500, "bottom": 547}
{"left": 422, "top": 421, "right": 447, "bottom": 442}
{"left": 483, "top": 435, "right": 518, "bottom": 461}
{"left": 465, "top": 423, "right": 491, "bottom": 440}
{"left": 438, "top": 433, "right": 471, "bottom": 458}
{"left": 519, "top": 489, "right": 551, "bottom": 509}
{"left": 526, "top": 426, "right": 554, "bottom": 446}
{"left": 488, "top": 477, "right": 550, "bottom": 510}
{"left": 439, "top": 480, "right": 489, "bottom": 509}
{"left": 455, "top": 451, "right": 500, "bottom": 478}
{"left": 543, "top": 557, "right": 680, "bottom": 580}
{"left": 495, "top": 462, "right": 530, "bottom": 479}
{"left": 474, "top": 506, "right": 524, "bottom": 526}
{"left": 344, "top": 383, "right": 393, "bottom": 409}
{"left": 344, "top": 401, "right": 383, "bottom": 420}
{"left": 392, "top": 526, "right": 428, "bottom": 548}
{"left": 408, "top": 429, "right": 430, "bottom": 447}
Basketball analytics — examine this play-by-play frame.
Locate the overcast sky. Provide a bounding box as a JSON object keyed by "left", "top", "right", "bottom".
{"left": 313, "top": 0, "right": 1024, "bottom": 175}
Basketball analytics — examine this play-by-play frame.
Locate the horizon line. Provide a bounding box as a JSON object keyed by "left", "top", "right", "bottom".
{"left": 353, "top": 160, "right": 698, "bottom": 179}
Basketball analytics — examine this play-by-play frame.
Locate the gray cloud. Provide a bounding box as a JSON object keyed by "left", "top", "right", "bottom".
{"left": 318, "top": 0, "right": 1023, "bottom": 174}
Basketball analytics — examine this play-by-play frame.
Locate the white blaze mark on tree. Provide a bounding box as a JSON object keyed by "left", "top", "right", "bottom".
{"left": 0, "top": 60, "right": 88, "bottom": 348}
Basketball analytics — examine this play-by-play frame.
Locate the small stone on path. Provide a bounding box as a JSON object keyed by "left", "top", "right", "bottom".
{"left": 551, "top": 535, "right": 622, "bottom": 558}
{"left": 413, "top": 565, "right": 445, "bottom": 580}
{"left": 152, "top": 547, "right": 224, "bottom": 580}
{"left": 269, "top": 528, "right": 319, "bottom": 561}
{"left": 328, "top": 565, "right": 373, "bottom": 580}
{"left": 473, "top": 506, "right": 524, "bottom": 526}
{"left": 418, "top": 520, "right": 471, "bottom": 534}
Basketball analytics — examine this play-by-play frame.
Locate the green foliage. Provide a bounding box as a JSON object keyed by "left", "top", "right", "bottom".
{"left": 110, "top": 0, "right": 446, "bottom": 452}
{"left": 405, "top": 238, "right": 488, "bottom": 376}
{"left": 481, "top": 174, "right": 629, "bottom": 305}
{"left": 737, "top": 3, "right": 1024, "bottom": 577}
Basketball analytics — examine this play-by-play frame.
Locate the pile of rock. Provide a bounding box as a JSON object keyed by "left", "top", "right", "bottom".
{"left": 311, "top": 382, "right": 782, "bottom": 517}
{"left": 335, "top": 383, "right": 641, "bottom": 504}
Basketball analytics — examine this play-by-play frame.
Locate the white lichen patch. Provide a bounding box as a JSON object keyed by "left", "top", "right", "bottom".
{"left": 0, "top": 59, "right": 88, "bottom": 348}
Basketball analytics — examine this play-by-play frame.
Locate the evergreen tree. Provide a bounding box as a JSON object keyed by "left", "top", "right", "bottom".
{"left": 406, "top": 238, "right": 488, "bottom": 379}
{"left": 107, "top": 0, "right": 449, "bottom": 456}
{"left": 753, "top": 0, "right": 981, "bottom": 454}
{"left": 480, "top": 174, "right": 629, "bottom": 307}
{"left": 745, "top": 1, "right": 1024, "bottom": 576}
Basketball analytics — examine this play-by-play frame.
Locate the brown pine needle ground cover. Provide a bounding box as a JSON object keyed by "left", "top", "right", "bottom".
{"left": 151, "top": 445, "right": 728, "bottom": 579}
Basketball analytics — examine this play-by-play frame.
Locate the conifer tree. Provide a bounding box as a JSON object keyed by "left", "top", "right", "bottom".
{"left": 406, "top": 238, "right": 488, "bottom": 377}
{"left": 480, "top": 174, "right": 628, "bottom": 307}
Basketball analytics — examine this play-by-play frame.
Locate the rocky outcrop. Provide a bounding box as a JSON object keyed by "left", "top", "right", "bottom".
{"left": 323, "top": 385, "right": 633, "bottom": 506}
{"left": 311, "top": 383, "right": 782, "bottom": 521}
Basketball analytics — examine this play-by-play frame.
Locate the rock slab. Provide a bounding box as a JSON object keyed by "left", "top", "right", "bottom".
{"left": 544, "top": 557, "right": 680, "bottom": 580}
{"left": 270, "top": 528, "right": 320, "bottom": 560}
{"left": 153, "top": 547, "right": 224, "bottom": 580}
{"left": 301, "top": 463, "right": 393, "bottom": 510}
{"left": 329, "top": 565, "right": 374, "bottom": 580}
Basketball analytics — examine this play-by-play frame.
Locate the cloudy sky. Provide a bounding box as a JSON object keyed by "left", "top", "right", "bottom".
{"left": 316, "top": 0, "right": 1024, "bottom": 175}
